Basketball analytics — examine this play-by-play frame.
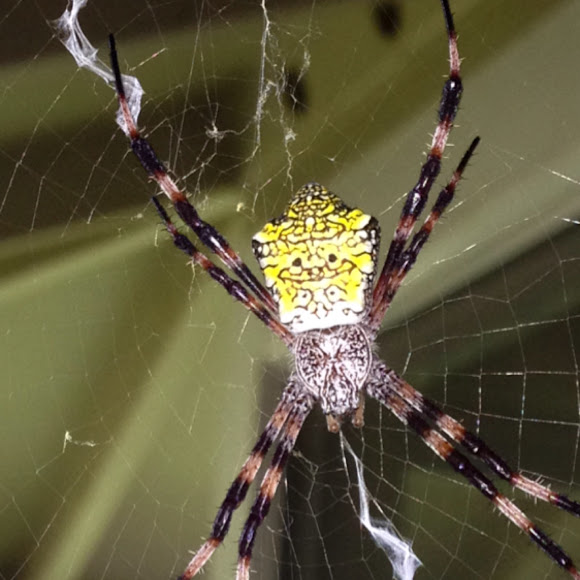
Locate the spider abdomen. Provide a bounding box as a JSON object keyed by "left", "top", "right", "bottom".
{"left": 294, "top": 324, "right": 372, "bottom": 430}
{"left": 253, "top": 182, "right": 380, "bottom": 333}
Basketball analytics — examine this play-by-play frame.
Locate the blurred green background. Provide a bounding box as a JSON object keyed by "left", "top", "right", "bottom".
{"left": 1, "top": 1, "right": 579, "bottom": 579}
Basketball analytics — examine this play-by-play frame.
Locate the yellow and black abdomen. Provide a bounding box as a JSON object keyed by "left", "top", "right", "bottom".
{"left": 252, "top": 183, "right": 380, "bottom": 332}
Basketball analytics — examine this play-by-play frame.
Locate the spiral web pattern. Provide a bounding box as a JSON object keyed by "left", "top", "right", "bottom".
{"left": 1, "top": 1, "right": 580, "bottom": 579}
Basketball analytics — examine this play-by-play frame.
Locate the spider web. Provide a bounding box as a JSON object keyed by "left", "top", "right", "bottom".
{"left": 1, "top": 1, "right": 580, "bottom": 580}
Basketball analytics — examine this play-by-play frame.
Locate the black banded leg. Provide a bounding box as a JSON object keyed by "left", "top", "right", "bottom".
{"left": 374, "top": 362, "right": 580, "bottom": 517}
{"left": 152, "top": 198, "right": 292, "bottom": 345}
{"left": 373, "top": 137, "right": 479, "bottom": 319}
{"left": 108, "top": 34, "right": 277, "bottom": 316}
{"left": 179, "top": 391, "right": 296, "bottom": 580}
{"left": 367, "top": 379, "right": 580, "bottom": 579}
{"left": 236, "top": 395, "right": 313, "bottom": 580}
{"left": 370, "top": 0, "right": 465, "bottom": 332}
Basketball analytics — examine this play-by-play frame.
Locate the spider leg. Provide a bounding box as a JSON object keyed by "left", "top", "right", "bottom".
{"left": 108, "top": 34, "right": 277, "bottom": 316}
{"left": 179, "top": 386, "right": 303, "bottom": 580}
{"left": 366, "top": 376, "right": 580, "bottom": 579}
{"left": 153, "top": 198, "right": 292, "bottom": 344}
{"left": 369, "top": 0, "right": 465, "bottom": 332}
{"left": 236, "top": 392, "right": 313, "bottom": 580}
{"left": 374, "top": 361, "right": 580, "bottom": 516}
{"left": 370, "top": 136, "right": 479, "bottom": 331}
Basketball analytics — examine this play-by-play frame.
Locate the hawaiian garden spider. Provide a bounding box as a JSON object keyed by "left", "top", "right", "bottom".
{"left": 107, "top": 1, "right": 580, "bottom": 579}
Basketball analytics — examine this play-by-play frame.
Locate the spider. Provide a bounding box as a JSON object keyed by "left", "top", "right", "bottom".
{"left": 106, "top": 1, "right": 580, "bottom": 578}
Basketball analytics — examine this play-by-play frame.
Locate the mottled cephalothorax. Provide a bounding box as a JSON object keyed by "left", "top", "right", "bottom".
{"left": 252, "top": 182, "right": 380, "bottom": 333}
{"left": 294, "top": 324, "right": 372, "bottom": 431}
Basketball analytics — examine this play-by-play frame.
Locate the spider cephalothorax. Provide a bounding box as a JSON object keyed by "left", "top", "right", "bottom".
{"left": 294, "top": 324, "right": 372, "bottom": 431}
{"left": 105, "top": 1, "right": 580, "bottom": 578}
